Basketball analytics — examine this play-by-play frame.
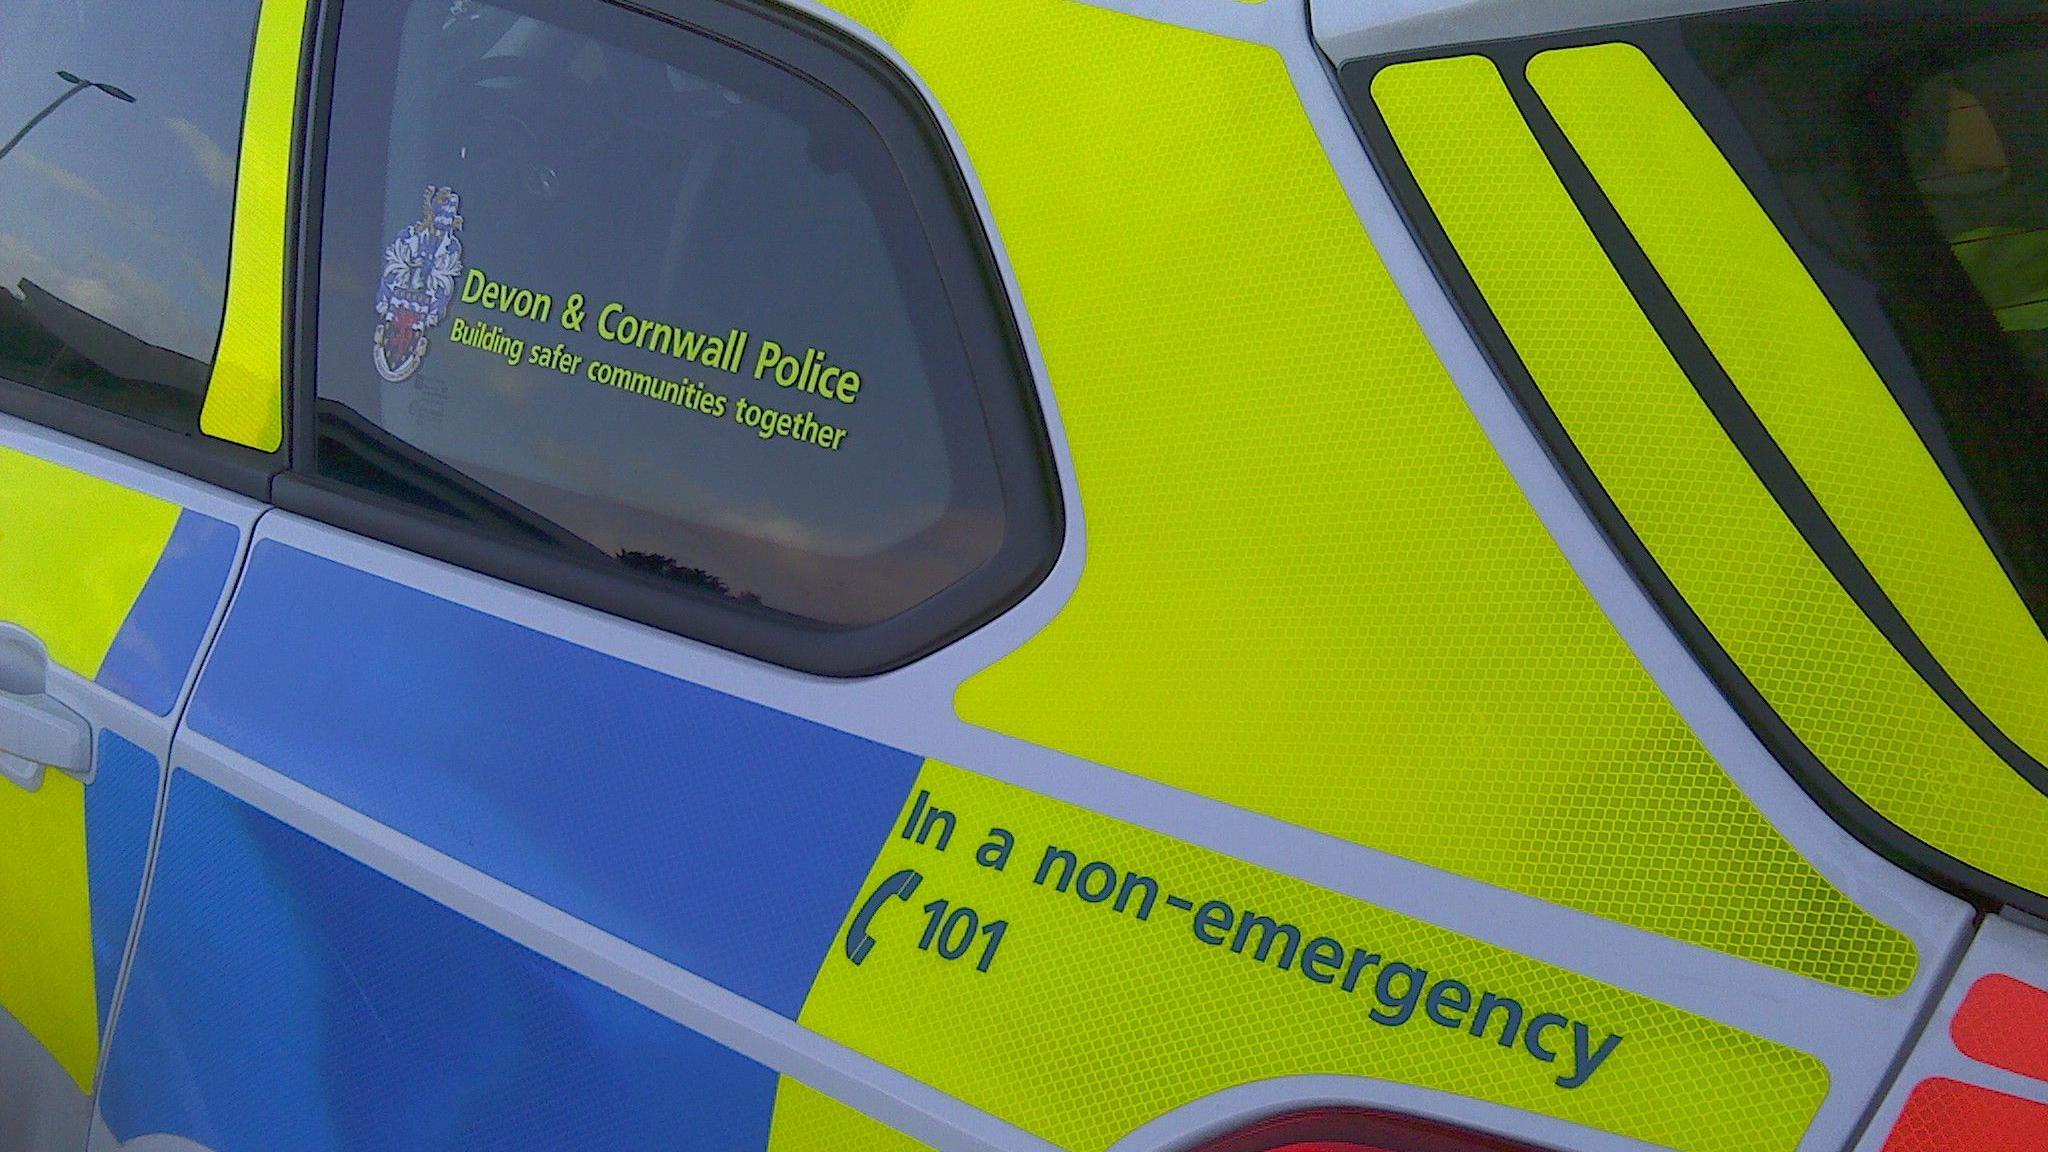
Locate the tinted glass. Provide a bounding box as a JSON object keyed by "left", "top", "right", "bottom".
{"left": 0, "top": 0, "right": 257, "bottom": 432}
{"left": 315, "top": 0, "right": 1021, "bottom": 634}
{"left": 1903, "top": 45, "right": 2048, "bottom": 370}
{"left": 1689, "top": 12, "right": 2048, "bottom": 631}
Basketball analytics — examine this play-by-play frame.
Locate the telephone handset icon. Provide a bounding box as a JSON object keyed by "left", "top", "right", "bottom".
{"left": 844, "top": 868, "right": 924, "bottom": 966}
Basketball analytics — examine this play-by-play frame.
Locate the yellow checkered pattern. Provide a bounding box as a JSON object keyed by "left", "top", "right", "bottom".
{"left": 811, "top": 0, "right": 1914, "bottom": 994}
{"left": 1379, "top": 47, "right": 2048, "bottom": 899}
{"left": 796, "top": 763, "right": 1830, "bottom": 1152}
{"left": 1532, "top": 44, "right": 2048, "bottom": 780}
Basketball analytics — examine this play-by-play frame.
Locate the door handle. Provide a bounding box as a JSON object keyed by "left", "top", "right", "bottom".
{"left": 0, "top": 623, "right": 93, "bottom": 792}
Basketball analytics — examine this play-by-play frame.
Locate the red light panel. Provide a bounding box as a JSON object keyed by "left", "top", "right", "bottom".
{"left": 1950, "top": 974, "right": 2048, "bottom": 1083}
{"left": 1880, "top": 1078, "right": 2048, "bottom": 1151}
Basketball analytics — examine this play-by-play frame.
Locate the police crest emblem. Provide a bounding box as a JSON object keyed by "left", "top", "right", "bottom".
{"left": 373, "top": 185, "right": 465, "bottom": 382}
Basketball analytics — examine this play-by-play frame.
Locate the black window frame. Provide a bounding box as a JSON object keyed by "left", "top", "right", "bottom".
{"left": 0, "top": 0, "right": 295, "bottom": 499}
{"left": 278, "top": 0, "right": 1063, "bottom": 678}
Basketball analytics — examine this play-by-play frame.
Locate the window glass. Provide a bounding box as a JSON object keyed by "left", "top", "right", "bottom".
{"left": 0, "top": 0, "right": 257, "bottom": 432}
{"left": 1688, "top": 14, "right": 2048, "bottom": 630}
{"left": 314, "top": 0, "right": 1046, "bottom": 650}
{"left": 1904, "top": 49, "right": 2048, "bottom": 366}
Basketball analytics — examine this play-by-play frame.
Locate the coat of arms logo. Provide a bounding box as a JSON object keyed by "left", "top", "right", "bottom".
{"left": 374, "top": 185, "right": 465, "bottom": 383}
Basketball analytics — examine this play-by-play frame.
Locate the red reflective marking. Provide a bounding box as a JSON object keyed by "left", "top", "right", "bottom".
{"left": 1952, "top": 973, "right": 2048, "bottom": 1082}
{"left": 1880, "top": 1078, "right": 2048, "bottom": 1151}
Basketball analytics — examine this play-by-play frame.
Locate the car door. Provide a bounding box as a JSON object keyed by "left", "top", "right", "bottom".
{"left": 0, "top": 2, "right": 285, "bottom": 1148}
{"left": 90, "top": 0, "right": 1061, "bottom": 1149}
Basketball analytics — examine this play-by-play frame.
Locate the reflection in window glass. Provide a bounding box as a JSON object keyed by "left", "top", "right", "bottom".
{"left": 0, "top": 0, "right": 257, "bottom": 431}
{"left": 1689, "top": 16, "right": 2048, "bottom": 630}
{"left": 317, "top": 0, "right": 1013, "bottom": 632}
{"left": 1905, "top": 51, "right": 2048, "bottom": 360}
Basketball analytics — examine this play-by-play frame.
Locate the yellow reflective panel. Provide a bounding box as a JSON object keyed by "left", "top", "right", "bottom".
{"left": 1523, "top": 44, "right": 2048, "bottom": 893}
{"left": 796, "top": 763, "right": 1830, "bottom": 1152}
{"left": 1372, "top": 50, "right": 2048, "bottom": 897}
{"left": 1530, "top": 45, "right": 2048, "bottom": 799}
{"left": 818, "top": 0, "right": 1911, "bottom": 994}
{"left": 198, "top": 0, "right": 309, "bottom": 453}
{"left": 0, "top": 773, "right": 96, "bottom": 1092}
{"left": 0, "top": 447, "right": 178, "bottom": 1090}
{"left": 0, "top": 447, "right": 180, "bottom": 678}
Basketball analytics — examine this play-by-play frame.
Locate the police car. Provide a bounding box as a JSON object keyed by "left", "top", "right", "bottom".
{"left": 2, "top": 0, "right": 2045, "bottom": 1150}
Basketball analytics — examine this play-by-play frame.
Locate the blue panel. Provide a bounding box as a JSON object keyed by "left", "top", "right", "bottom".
{"left": 187, "top": 542, "right": 922, "bottom": 1017}
{"left": 85, "top": 731, "right": 159, "bottom": 1033}
{"left": 98, "top": 511, "right": 240, "bottom": 715}
{"left": 99, "top": 773, "right": 781, "bottom": 1151}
